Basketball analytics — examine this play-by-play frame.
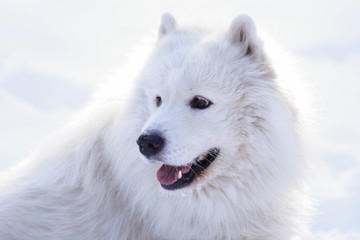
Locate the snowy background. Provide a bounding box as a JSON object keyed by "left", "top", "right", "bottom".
{"left": 0, "top": 1, "right": 359, "bottom": 239}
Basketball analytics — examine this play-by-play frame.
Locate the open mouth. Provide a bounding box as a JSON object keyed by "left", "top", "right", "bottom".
{"left": 156, "top": 148, "right": 220, "bottom": 190}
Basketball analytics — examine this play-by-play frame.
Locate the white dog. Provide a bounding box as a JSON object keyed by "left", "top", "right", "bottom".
{"left": 0, "top": 13, "right": 310, "bottom": 239}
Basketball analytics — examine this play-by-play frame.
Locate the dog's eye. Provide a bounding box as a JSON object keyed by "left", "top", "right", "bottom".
{"left": 155, "top": 95, "right": 162, "bottom": 107}
{"left": 190, "top": 96, "right": 212, "bottom": 109}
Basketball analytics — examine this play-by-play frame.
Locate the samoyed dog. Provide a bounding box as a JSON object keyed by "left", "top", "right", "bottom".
{"left": 0, "top": 14, "right": 310, "bottom": 239}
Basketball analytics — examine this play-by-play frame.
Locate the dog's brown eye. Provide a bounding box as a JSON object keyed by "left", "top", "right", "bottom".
{"left": 190, "top": 96, "right": 212, "bottom": 109}
{"left": 155, "top": 96, "right": 162, "bottom": 107}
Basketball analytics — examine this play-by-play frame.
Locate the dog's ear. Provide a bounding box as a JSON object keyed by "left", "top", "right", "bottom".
{"left": 158, "top": 13, "right": 177, "bottom": 39}
{"left": 227, "top": 14, "right": 261, "bottom": 57}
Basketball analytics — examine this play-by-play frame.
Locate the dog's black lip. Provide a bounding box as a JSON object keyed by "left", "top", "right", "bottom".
{"left": 161, "top": 148, "right": 220, "bottom": 191}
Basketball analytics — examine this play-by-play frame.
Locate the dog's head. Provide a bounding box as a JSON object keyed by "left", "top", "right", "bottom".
{"left": 135, "top": 13, "right": 278, "bottom": 191}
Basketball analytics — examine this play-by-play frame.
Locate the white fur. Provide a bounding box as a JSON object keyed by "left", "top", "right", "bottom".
{"left": 0, "top": 14, "right": 310, "bottom": 240}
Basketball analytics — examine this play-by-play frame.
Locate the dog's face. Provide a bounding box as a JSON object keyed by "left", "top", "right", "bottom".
{"left": 137, "top": 62, "right": 226, "bottom": 191}
{"left": 136, "top": 14, "right": 272, "bottom": 191}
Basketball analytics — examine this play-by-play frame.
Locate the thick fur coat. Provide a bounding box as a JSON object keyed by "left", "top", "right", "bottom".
{"left": 0, "top": 14, "right": 309, "bottom": 239}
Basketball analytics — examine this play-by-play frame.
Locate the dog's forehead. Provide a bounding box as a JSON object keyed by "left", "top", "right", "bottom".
{"left": 151, "top": 31, "right": 251, "bottom": 96}
{"left": 175, "top": 44, "right": 241, "bottom": 91}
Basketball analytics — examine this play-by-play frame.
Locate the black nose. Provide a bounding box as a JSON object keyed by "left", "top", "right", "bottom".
{"left": 136, "top": 132, "right": 165, "bottom": 158}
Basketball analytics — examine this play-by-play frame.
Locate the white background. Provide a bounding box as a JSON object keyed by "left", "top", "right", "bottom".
{"left": 0, "top": 1, "right": 359, "bottom": 239}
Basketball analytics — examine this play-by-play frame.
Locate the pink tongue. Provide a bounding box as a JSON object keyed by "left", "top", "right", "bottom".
{"left": 157, "top": 164, "right": 192, "bottom": 185}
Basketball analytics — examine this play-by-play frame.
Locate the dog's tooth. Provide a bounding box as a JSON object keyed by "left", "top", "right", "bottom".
{"left": 178, "top": 170, "right": 182, "bottom": 179}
